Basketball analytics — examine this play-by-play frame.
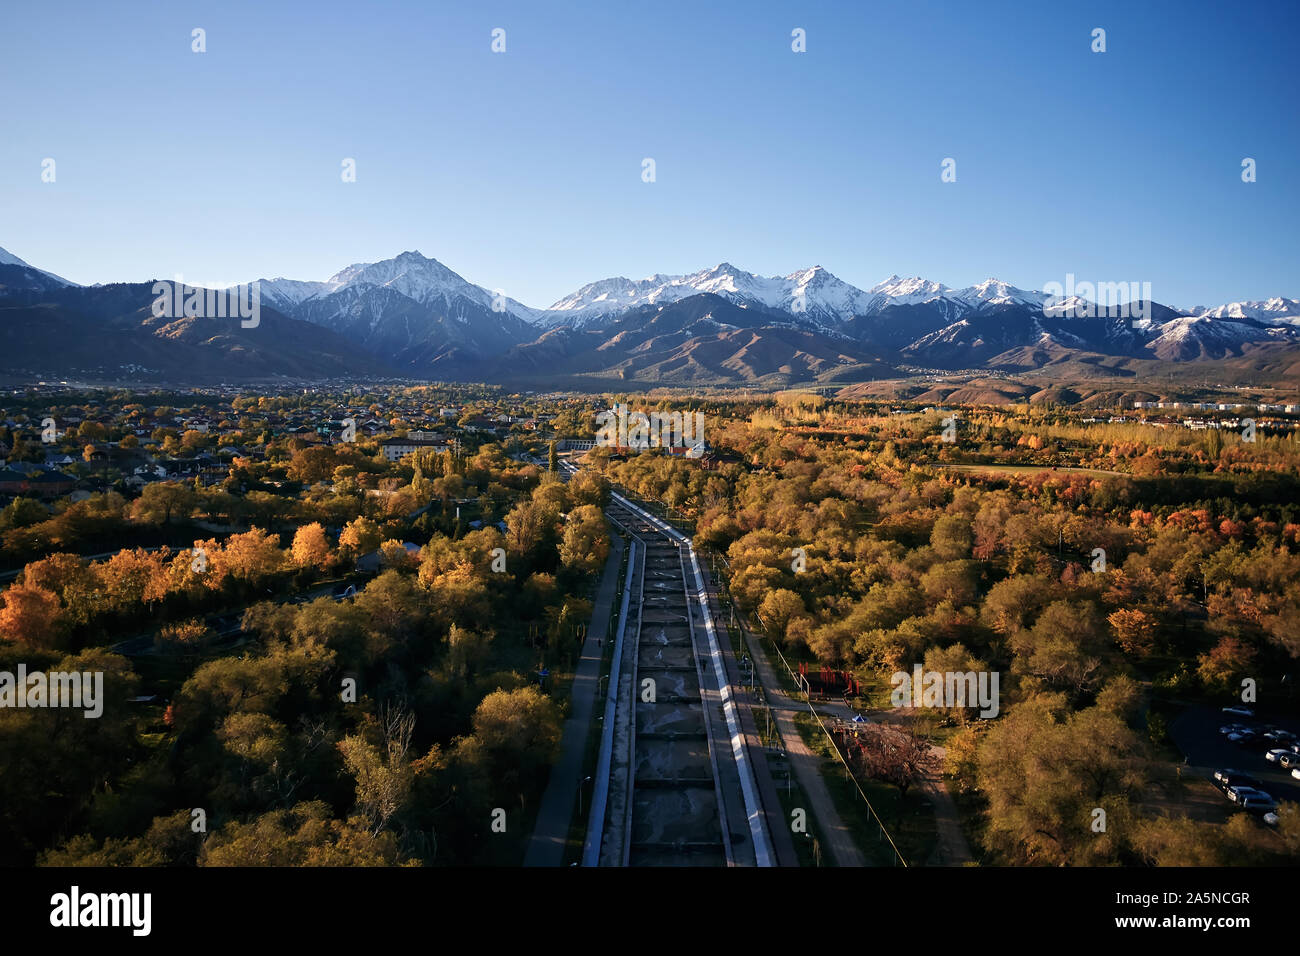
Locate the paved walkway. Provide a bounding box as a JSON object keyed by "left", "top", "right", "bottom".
{"left": 727, "top": 613, "right": 866, "bottom": 867}
{"left": 524, "top": 534, "right": 626, "bottom": 867}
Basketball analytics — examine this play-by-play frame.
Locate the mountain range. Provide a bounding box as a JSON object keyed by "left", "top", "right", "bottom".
{"left": 2, "top": 245, "right": 1298, "bottom": 387}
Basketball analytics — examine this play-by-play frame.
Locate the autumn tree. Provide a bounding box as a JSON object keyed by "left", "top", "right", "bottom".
{"left": 0, "top": 583, "right": 65, "bottom": 649}
{"left": 339, "top": 517, "right": 382, "bottom": 558}
{"left": 291, "top": 522, "right": 332, "bottom": 571}
{"left": 199, "top": 801, "right": 407, "bottom": 866}
{"left": 558, "top": 504, "right": 609, "bottom": 576}
{"left": 976, "top": 690, "right": 1146, "bottom": 865}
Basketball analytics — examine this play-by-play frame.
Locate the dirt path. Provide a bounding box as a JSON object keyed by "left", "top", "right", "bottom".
{"left": 732, "top": 628, "right": 867, "bottom": 867}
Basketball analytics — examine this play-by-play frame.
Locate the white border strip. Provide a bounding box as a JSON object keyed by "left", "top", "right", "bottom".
{"left": 582, "top": 539, "right": 637, "bottom": 867}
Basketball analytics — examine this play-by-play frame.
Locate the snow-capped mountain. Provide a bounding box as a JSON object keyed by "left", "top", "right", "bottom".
{"left": 244, "top": 252, "right": 1300, "bottom": 372}
{"left": 255, "top": 251, "right": 539, "bottom": 372}
{"left": 1189, "top": 297, "right": 1300, "bottom": 324}
{"left": 0, "top": 245, "right": 77, "bottom": 288}
{"left": 4, "top": 242, "right": 1299, "bottom": 382}
{"left": 542, "top": 265, "right": 1066, "bottom": 329}
{"left": 260, "top": 251, "right": 541, "bottom": 323}
{"left": 544, "top": 262, "right": 895, "bottom": 327}
{"left": 1144, "top": 314, "right": 1299, "bottom": 361}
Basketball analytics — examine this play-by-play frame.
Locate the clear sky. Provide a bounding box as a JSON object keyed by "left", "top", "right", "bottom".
{"left": 1, "top": 0, "right": 1295, "bottom": 309}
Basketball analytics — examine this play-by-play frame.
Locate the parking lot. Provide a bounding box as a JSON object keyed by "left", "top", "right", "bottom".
{"left": 1169, "top": 706, "right": 1300, "bottom": 811}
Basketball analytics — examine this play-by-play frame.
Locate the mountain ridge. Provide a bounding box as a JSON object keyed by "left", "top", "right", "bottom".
{"left": 3, "top": 245, "right": 1298, "bottom": 386}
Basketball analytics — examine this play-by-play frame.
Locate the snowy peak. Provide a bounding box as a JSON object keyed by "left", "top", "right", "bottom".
{"left": 258, "top": 251, "right": 541, "bottom": 322}
{"left": 0, "top": 245, "right": 77, "bottom": 287}
{"left": 867, "top": 274, "right": 949, "bottom": 298}
{"left": 0, "top": 246, "right": 30, "bottom": 269}
{"left": 957, "top": 277, "right": 1045, "bottom": 309}
{"left": 1191, "top": 297, "right": 1300, "bottom": 322}
{"left": 543, "top": 262, "right": 883, "bottom": 325}
{"left": 321, "top": 251, "right": 480, "bottom": 303}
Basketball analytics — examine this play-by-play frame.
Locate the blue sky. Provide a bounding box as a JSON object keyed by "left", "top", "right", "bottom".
{"left": 1, "top": 0, "right": 1296, "bottom": 309}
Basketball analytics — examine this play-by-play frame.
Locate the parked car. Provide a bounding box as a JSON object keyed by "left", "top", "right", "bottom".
{"left": 1263, "top": 811, "right": 1280, "bottom": 827}
{"left": 1228, "top": 730, "right": 1259, "bottom": 746}
{"left": 1214, "top": 769, "right": 1261, "bottom": 791}
{"left": 1220, "top": 723, "right": 1250, "bottom": 735}
{"left": 1279, "top": 752, "right": 1300, "bottom": 771}
{"left": 1238, "top": 794, "right": 1278, "bottom": 814}
{"left": 1293, "top": 768, "right": 1300, "bottom": 781}
{"left": 1262, "top": 728, "right": 1296, "bottom": 744}
{"left": 1222, "top": 705, "right": 1255, "bottom": 719}
{"left": 1226, "top": 785, "right": 1272, "bottom": 804}
{"left": 1265, "top": 748, "right": 1292, "bottom": 763}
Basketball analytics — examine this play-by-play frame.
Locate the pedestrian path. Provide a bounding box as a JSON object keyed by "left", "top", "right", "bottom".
{"left": 524, "top": 535, "right": 625, "bottom": 867}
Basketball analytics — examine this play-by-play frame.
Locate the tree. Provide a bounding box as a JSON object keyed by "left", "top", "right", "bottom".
{"left": 1009, "top": 600, "right": 1107, "bottom": 700}
{"left": 558, "top": 505, "right": 609, "bottom": 576}
{"left": 446, "top": 624, "right": 493, "bottom": 678}
{"left": 976, "top": 693, "right": 1145, "bottom": 865}
{"left": 199, "top": 801, "right": 408, "bottom": 866}
{"left": 454, "top": 686, "right": 562, "bottom": 801}
{"left": 1108, "top": 608, "right": 1158, "bottom": 657}
{"left": 505, "top": 500, "right": 549, "bottom": 561}
{"left": 287, "top": 446, "right": 341, "bottom": 484}
{"left": 930, "top": 514, "right": 973, "bottom": 561}
{"left": 20, "top": 552, "right": 86, "bottom": 598}
{"left": 339, "top": 517, "right": 381, "bottom": 558}
{"left": 216, "top": 528, "right": 284, "bottom": 585}
{"left": 852, "top": 719, "right": 938, "bottom": 799}
{"left": 40, "top": 810, "right": 202, "bottom": 867}
{"left": 131, "top": 481, "right": 197, "bottom": 525}
{"left": 547, "top": 441, "right": 557, "bottom": 473}
{"left": 0, "top": 583, "right": 64, "bottom": 649}
{"left": 379, "top": 539, "right": 416, "bottom": 570}
{"left": 1196, "top": 635, "right": 1256, "bottom": 695}
{"left": 1132, "top": 814, "right": 1226, "bottom": 866}
{"left": 0, "top": 498, "right": 48, "bottom": 532}
{"left": 337, "top": 702, "right": 419, "bottom": 835}
{"left": 981, "top": 574, "right": 1055, "bottom": 636}
{"left": 155, "top": 618, "right": 212, "bottom": 654}
{"left": 758, "top": 588, "right": 807, "bottom": 643}
{"left": 291, "top": 522, "right": 332, "bottom": 571}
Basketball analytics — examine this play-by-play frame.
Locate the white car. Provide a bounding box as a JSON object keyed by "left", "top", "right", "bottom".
{"left": 1293, "top": 768, "right": 1300, "bottom": 781}
{"left": 1263, "top": 811, "right": 1280, "bottom": 826}
{"left": 1265, "top": 748, "right": 1291, "bottom": 763}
